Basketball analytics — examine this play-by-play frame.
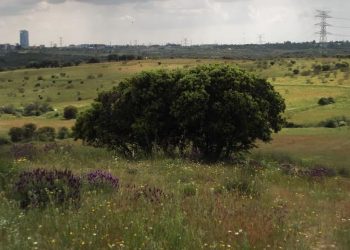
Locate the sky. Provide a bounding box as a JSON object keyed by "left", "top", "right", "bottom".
{"left": 0, "top": 0, "right": 350, "bottom": 46}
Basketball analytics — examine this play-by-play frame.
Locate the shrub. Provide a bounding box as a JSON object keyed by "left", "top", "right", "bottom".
{"left": 10, "top": 143, "right": 38, "bottom": 160}
{"left": 63, "top": 106, "right": 78, "bottom": 120}
{"left": 74, "top": 64, "right": 285, "bottom": 161}
{"left": 87, "top": 58, "right": 100, "bottom": 64}
{"left": 319, "top": 117, "right": 348, "bottom": 128}
{"left": 22, "top": 123, "right": 37, "bottom": 141}
{"left": 129, "top": 184, "right": 166, "bottom": 203}
{"left": 318, "top": 97, "right": 335, "bottom": 106}
{"left": 322, "top": 119, "right": 338, "bottom": 128}
{"left": 9, "top": 127, "right": 24, "bottom": 142}
{"left": 183, "top": 184, "right": 197, "bottom": 197}
{"left": 0, "top": 136, "right": 11, "bottom": 146}
{"left": 225, "top": 171, "right": 262, "bottom": 197}
{"left": 0, "top": 160, "right": 17, "bottom": 191}
{"left": 23, "top": 102, "right": 54, "bottom": 116}
{"left": 57, "top": 127, "right": 70, "bottom": 139}
{"left": 284, "top": 122, "right": 303, "bottom": 128}
{"left": 293, "top": 69, "right": 300, "bottom": 75}
{"left": 338, "top": 168, "right": 350, "bottom": 178}
{"left": 335, "top": 61, "right": 349, "bottom": 70}
{"left": 14, "top": 169, "right": 81, "bottom": 209}
{"left": 36, "top": 127, "right": 56, "bottom": 141}
{"left": 322, "top": 64, "right": 331, "bottom": 71}
{"left": 0, "top": 104, "right": 17, "bottom": 115}
{"left": 85, "top": 170, "right": 119, "bottom": 191}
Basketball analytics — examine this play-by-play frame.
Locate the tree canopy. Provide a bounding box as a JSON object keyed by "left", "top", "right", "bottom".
{"left": 73, "top": 64, "right": 285, "bottom": 161}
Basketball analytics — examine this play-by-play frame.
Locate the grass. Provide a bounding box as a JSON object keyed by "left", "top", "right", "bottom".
{"left": 0, "top": 144, "right": 349, "bottom": 249}
{"left": 0, "top": 57, "right": 350, "bottom": 249}
{"left": 253, "top": 127, "right": 350, "bottom": 170}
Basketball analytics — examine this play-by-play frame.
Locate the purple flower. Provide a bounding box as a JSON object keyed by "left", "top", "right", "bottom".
{"left": 85, "top": 170, "right": 119, "bottom": 190}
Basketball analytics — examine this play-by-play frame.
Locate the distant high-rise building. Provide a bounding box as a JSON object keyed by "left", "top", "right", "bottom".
{"left": 20, "top": 30, "right": 29, "bottom": 48}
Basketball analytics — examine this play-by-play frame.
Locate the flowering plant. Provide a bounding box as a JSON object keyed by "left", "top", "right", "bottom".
{"left": 14, "top": 168, "right": 81, "bottom": 209}
{"left": 85, "top": 170, "right": 119, "bottom": 191}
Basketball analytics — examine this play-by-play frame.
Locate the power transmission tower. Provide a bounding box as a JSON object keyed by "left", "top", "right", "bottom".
{"left": 315, "top": 10, "right": 331, "bottom": 47}
{"left": 59, "top": 37, "right": 63, "bottom": 47}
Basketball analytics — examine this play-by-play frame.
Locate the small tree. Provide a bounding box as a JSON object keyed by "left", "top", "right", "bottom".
{"left": 36, "top": 127, "right": 56, "bottom": 142}
{"left": 9, "top": 127, "right": 24, "bottom": 142}
{"left": 22, "top": 123, "right": 37, "bottom": 141}
{"left": 57, "top": 127, "right": 70, "bottom": 140}
{"left": 74, "top": 65, "right": 285, "bottom": 161}
{"left": 63, "top": 106, "right": 78, "bottom": 120}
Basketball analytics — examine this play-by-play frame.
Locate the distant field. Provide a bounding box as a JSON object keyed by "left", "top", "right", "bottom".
{"left": 0, "top": 58, "right": 350, "bottom": 168}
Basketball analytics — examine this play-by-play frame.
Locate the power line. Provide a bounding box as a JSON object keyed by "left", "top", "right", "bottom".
{"left": 332, "top": 26, "right": 350, "bottom": 29}
{"left": 333, "top": 17, "right": 350, "bottom": 21}
{"left": 331, "top": 33, "right": 350, "bottom": 37}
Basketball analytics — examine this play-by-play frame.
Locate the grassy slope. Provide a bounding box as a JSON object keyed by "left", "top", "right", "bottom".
{"left": 1, "top": 58, "right": 349, "bottom": 168}
{"left": 0, "top": 58, "right": 350, "bottom": 249}
{"left": 0, "top": 146, "right": 349, "bottom": 249}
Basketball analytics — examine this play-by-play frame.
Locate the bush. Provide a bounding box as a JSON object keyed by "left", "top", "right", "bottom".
{"left": 9, "top": 127, "right": 24, "bottom": 142}
{"left": 0, "top": 104, "right": 17, "bottom": 115}
{"left": 130, "top": 184, "right": 166, "bottom": 203}
{"left": 74, "top": 64, "right": 286, "bottom": 161}
{"left": 0, "top": 160, "right": 16, "bottom": 191}
{"left": 183, "top": 184, "right": 197, "bottom": 197}
{"left": 63, "top": 106, "right": 78, "bottom": 120}
{"left": 85, "top": 170, "right": 119, "bottom": 191}
{"left": 10, "top": 143, "right": 38, "bottom": 160}
{"left": 22, "top": 123, "right": 37, "bottom": 141}
{"left": 293, "top": 69, "right": 300, "bottom": 75}
{"left": 36, "top": 127, "right": 56, "bottom": 141}
{"left": 338, "top": 168, "right": 350, "bottom": 178}
{"left": 23, "top": 102, "right": 53, "bottom": 116}
{"left": 14, "top": 169, "right": 81, "bottom": 209}
{"left": 318, "top": 97, "right": 335, "bottom": 106}
{"left": 0, "top": 136, "right": 11, "bottom": 146}
{"left": 323, "top": 119, "right": 338, "bottom": 128}
{"left": 87, "top": 57, "right": 100, "bottom": 64}
{"left": 335, "top": 62, "right": 349, "bottom": 71}
{"left": 8, "top": 124, "right": 38, "bottom": 143}
{"left": 225, "top": 169, "right": 262, "bottom": 197}
{"left": 57, "top": 127, "right": 70, "bottom": 140}
{"left": 319, "top": 117, "right": 348, "bottom": 128}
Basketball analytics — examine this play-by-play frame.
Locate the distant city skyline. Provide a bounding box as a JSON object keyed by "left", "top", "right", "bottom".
{"left": 0, "top": 0, "right": 350, "bottom": 46}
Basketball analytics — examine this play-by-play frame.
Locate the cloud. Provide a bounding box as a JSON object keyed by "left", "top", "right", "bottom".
{"left": 1, "top": 0, "right": 350, "bottom": 45}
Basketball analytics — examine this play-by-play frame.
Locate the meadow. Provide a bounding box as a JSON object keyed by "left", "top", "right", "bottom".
{"left": 0, "top": 58, "right": 349, "bottom": 249}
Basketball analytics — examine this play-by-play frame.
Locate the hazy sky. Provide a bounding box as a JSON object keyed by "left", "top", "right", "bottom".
{"left": 0, "top": 0, "right": 350, "bottom": 46}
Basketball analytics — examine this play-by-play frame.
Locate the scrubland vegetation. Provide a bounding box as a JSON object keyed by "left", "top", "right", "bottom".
{"left": 0, "top": 58, "right": 349, "bottom": 249}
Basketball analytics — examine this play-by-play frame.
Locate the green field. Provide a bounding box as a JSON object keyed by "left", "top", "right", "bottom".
{"left": 1, "top": 58, "right": 349, "bottom": 168}
{"left": 0, "top": 58, "right": 350, "bottom": 249}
